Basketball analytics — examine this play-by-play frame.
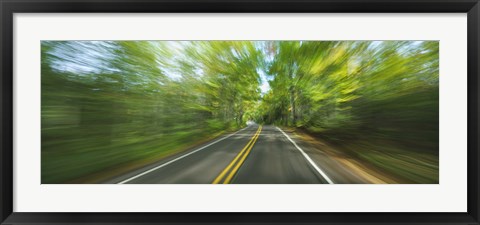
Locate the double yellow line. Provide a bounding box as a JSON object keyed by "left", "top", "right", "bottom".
{"left": 212, "top": 125, "right": 262, "bottom": 184}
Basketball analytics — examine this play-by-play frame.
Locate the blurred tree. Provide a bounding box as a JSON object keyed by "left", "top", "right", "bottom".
{"left": 41, "top": 40, "right": 439, "bottom": 183}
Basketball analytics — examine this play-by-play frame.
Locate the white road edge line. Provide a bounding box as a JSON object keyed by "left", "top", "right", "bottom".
{"left": 276, "top": 127, "right": 334, "bottom": 184}
{"left": 117, "top": 126, "right": 250, "bottom": 184}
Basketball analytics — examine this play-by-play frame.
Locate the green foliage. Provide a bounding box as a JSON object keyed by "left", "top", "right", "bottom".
{"left": 257, "top": 41, "right": 439, "bottom": 183}
{"left": 259, "top": 41, "right": 438, "bottom": 132}
{"left": 41, "top": 41, "right": 261, "bottom": 183}
{"left": 41, "top": 40, "right": 439, "bottom": 183}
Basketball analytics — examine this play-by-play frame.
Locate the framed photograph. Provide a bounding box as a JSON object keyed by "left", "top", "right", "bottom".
{"left": 1, "top": 0, "right": 479, "bottom": 224}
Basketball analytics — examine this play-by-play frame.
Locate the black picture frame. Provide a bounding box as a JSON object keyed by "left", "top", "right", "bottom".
{"left": 1, "top": 0, "right": 479, "bottom": 224}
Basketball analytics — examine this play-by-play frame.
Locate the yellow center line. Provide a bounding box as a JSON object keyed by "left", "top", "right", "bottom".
{"left": 222, "top": 126, "right": 262, "bottom": 184}
{"left": 212, "top": 126, "right": 262, "bottom": 184}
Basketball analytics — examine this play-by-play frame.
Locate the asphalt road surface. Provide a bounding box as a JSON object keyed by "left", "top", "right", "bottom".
{"left": 107, "top": 124, "right": 366, "bottom": 184}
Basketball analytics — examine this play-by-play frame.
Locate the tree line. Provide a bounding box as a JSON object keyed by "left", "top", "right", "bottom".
{"left": 41, "top": 40, "right": 438, "bottom": 183}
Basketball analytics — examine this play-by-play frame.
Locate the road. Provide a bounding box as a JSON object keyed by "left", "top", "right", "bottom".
{"left": 107, "top": 124, "right": 368, "bottom": 184}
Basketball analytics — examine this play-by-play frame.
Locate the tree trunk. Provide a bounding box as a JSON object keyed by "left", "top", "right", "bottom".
{"left": 289, "top": 86, "right": 296, "bottom": 126}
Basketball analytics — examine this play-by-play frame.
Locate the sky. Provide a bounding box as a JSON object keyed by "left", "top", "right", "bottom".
{"left": 257, "top": 68, "right": 271, "bottom": 95}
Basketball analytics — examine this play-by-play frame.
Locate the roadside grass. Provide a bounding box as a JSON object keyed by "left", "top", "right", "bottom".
{"left": 289, "top": 127, "right": 439, "bottom": 184}
{"left": 42, "top": 126, "right": 243, "bottom": 184}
